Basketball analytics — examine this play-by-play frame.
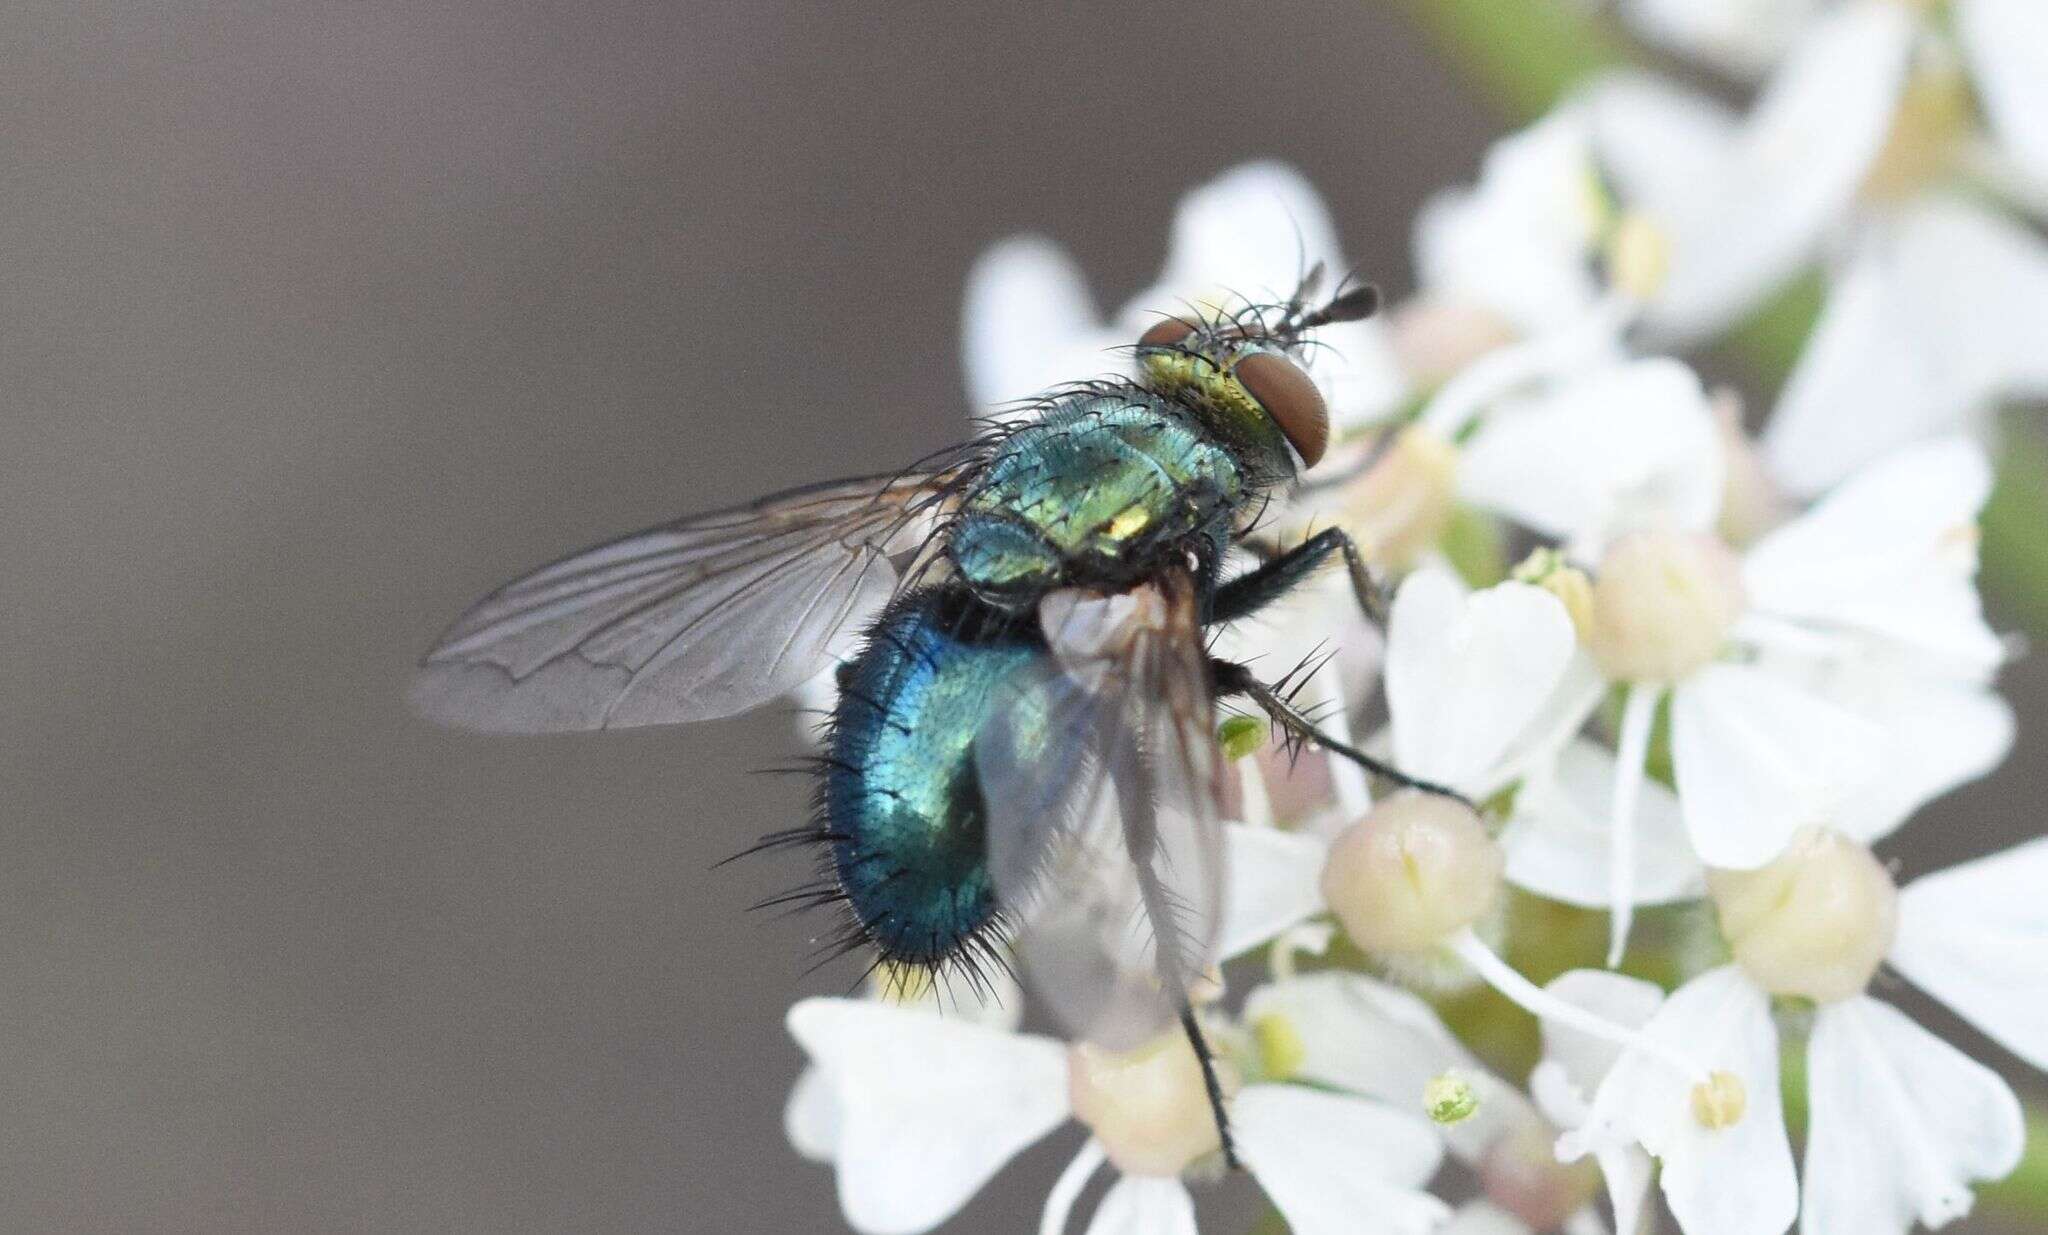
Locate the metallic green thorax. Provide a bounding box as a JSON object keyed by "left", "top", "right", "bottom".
{"left": 949, "top": 389, "right": 1272, "bottom": 609}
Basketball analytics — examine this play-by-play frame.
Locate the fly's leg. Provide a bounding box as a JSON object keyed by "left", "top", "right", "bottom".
{"left": 1179, "top": 1004, "right": 1239, "bottom": 1171}
{"left": 1214, "top": 662, "right": 1473, "bottom": 807}
{"left": 1213, "top": 526, "right": 1385, "bottom": 626}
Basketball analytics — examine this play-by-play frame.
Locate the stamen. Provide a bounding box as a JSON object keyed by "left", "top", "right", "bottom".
{"left": 1039, "top": 1139, "right": 1108, "bottom": 1235}
{"left": 1607, "top": 683, "right": 1663, "bottom": 966}
{"left": 1449, "top": 928, "right": 1711, "bottom": 1087}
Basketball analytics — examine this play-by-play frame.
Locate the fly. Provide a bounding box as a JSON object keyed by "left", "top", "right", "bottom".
{"left": 414, "top": 266, "right": 1462, "bottom": 1166}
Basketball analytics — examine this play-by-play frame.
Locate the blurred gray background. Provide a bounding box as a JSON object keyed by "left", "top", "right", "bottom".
{"left": 5, "top": 1, "right": 2039, "bottom": 1231}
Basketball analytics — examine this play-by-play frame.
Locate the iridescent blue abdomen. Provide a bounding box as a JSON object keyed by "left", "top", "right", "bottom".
{"left": 825, "top": 589, "right": 1040, "bottom": 967}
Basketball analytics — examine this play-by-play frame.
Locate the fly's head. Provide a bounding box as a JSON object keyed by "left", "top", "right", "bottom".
{"left": 1132, "top": 266, "right": 1378, "bottom": 474}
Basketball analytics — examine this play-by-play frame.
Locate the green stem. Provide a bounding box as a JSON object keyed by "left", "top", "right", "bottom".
{"left": 1982, "top": 422, "right": 2048, "bottom": 636}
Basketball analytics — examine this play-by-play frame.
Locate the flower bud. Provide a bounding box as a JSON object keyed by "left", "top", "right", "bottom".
{"left": 1321, "top": 791, "right": 1503, "bottom": 954}
{"left": 1424, "top": 1071, "right": 1480, "bottom": 1125}
{"left": 1708, "top": 828, "right": 1899, "bottom": 1003}
{"left": 1068, "top": 1031, "right": 1238, "bottom": 1177}
{"left": 1216, "top": 715, "right": 1269, "bottom": 762}
{"left": 1341, "top": 426, "right": 1459, "bottom": 570}
{"left": 1588, "top": 530, "right": 1745, "bottom": 682}
{"left": 1479, "top": 1121, "right": 1601, "bottom": 1231}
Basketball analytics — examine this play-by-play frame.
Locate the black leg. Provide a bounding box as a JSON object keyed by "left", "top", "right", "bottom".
{"left": 1180, "top": 1005, "right": 1240, "bottom": 1171}
{"left": 1212, "top": 526, "right": 1385, "bottom": 626}
{"left": 1217, "top": 666, "right": 1473, "bottom": 807}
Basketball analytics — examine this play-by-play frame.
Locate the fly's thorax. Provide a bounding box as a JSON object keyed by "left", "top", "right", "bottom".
{"left": 946, "top": 391, "right": 1248, "bottom": 610}
{"left": 823, "top": 589, "right": 1041, "bottom": 968}
{"left": 1137, "top": 345, "right": 1304, "bottom": 483}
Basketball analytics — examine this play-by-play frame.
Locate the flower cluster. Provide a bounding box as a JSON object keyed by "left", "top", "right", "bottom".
{"left": 782, "top": 13, "right": 2047, "bottom": 1232}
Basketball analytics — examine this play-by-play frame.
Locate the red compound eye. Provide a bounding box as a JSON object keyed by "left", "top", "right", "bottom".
{"left": 1234, "top": 351, "right": 1328, "bottom": 468}
{"left": 1135, "top": 316, "right": 1201, "bottom": 349}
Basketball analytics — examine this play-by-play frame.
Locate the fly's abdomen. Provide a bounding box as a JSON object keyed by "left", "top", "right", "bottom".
{"left": 949, "top": 392, "right": 1244, "bottom": 609}
{"left": 823, "top": 589, "right": 1039, "bottom": 969}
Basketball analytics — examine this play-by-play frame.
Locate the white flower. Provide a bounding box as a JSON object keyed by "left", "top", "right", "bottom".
{"left": 1582, "top": 436, "right": 2000, "bottom": 961}
{"left": 961, "top": 162, "right": 1405, "bottom": 433}
{"left": 785, "top": 994, "right": 1448, "bottom": 1235}
{"left": 1529, "top": 970, "right": 1667, "bottom": 1235}
{"left": 1249, "top": 971, "right": 1628, "bottom": 1235}
{"left": 1565, "top": 831, "right": 2045, "bottom": 1235}
{"left": 1619, "top": 0, "right": 1829, "bottom": 79}
{"left": 1556, "top": 965, "right": 1799, "bottom": 1235}
{"left": 783, "top": 965, "right": 1024, "bottom": 1167}
{"left": 1320, "top": 350, "right": 1722, "bottom": 572}
{"left": 1608, "top": 3, "right": 1916, "bottom": 341}
{"left": 1602, "top": 0, "right": 2048, "bottom": 349}
{"left": 1411, "top": 109, "right": 1611, "bottom": 343}
{"left": 1764, "top": 196, "right": 2048, "bottom": 496}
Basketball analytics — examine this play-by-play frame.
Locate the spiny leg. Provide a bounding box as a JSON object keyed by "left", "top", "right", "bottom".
{"left": 1179, "top": 1004, "right": 1240, "bottom": 1171}
{"left": 1219, "top": 666, "right": 1472, "bottom": 808}
{"left": 1213, "top": 526, "right": 1386, "bottom": 628}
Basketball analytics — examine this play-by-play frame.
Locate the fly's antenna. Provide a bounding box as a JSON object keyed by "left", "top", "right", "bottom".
{"left": 1290, "top": 280, "right": 1380, "bottom": 334}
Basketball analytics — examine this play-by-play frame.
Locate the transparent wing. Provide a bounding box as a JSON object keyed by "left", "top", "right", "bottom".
{"left": 413, "top": 466, "right": 973, "bottom": 732}
{"left": 974, "top": 573, "right": 1227, "bottom": 1049}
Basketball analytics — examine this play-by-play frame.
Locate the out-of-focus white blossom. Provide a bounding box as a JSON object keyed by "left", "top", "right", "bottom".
{"left": 786, "top": 992, "right": 1448, "bottom": 1235}
{"left": 962, "top": 161, "right": 1407, "bottom": 434}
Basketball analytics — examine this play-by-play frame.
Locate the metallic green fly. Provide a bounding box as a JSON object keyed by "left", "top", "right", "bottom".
{"left": 414, "top": 267, "right": 1458, "bottom": 1163}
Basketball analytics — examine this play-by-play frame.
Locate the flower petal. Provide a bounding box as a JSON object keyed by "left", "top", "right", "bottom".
{"left": 1742, "top": 435, "right": 2000, "bottom": 676}
{"left": 1891, "top": 837, "right": 2048, "bottom": 1071}
{"left": 1082, "top": 1175, "right": 1198, "bottom": 1235}
{"left": 1458, "top": 359, "right": 1723, "bottom": 558}
{"left": 1538, "top": 969, "right": 1669, "bottom": 1102}
{"left": 1804, "top": 996, "right": 2024, "bottom": 1234}
{"left": 1644, "top": 1, "right": 1915, "bottom": 341}
{"left": 1669, "top": 663, "right": 1883, "bottom": 868}
{"left": 1234, "top": 1084, "right": 1452, "bottom": 1235}
{"left": 1619, "top": 0, "right": 1826, "bottom": 78}
{"left": 1765, "top": 203, "right": 2048, "bottom": 496}
{"left": 1956, "top": 0, "right": 2048, "bottom": 189}
{"left": 962, "top": 235, "right": 1112, "bottom": 411}
{"left": 1501, "top": 738, "right": 1707, "bottom": 910}
{"left": 1218, "top": 822, "right": 1330, "bottom": 960}
{"left": 1386, "top": 571, "right": 1578, "bottom": 794}
{"left": 788, "top": 998, "right": 1070, "bottom": 1234}
{"left": 1559, "top": 967, "right": 1796, "bottom": 1235}
{"left": 1244, "top": 972, "right": 1537, "bottom": 1164}
{"left": 1441, "top": 1200, "right": 1532, "bottom": 1235}
{"left": 1414, "top": 109, "right": 1604, "bottom": 337}
{"left": 785, "top": 1064, "right": 842, "bottom": 1163}
{"left": 1823, "top": 669, "right": 2014, "bottom": 844}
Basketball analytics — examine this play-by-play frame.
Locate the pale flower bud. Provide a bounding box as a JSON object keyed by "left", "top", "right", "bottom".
{"left": 1424, "top": 1071, "right": 1480, "bottom": 1125}
{"left": 1341, "top": 425, "right": 1460, "bottom": 570}
{"left": 1068, "top": 1031, "right": 1239, "bottom": 1177}
{"left": 1708, "top": 828, "right": 1899, "bottom": 1003}
{"left": 1479, "top": 1121, "right": 1601, "bottom": 1231}
{"left": 1321, "top": 791, "right": 1503, "bottom": 954}
{"left": 1588, "top": 529, "right": 1745, "bottom": 682}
